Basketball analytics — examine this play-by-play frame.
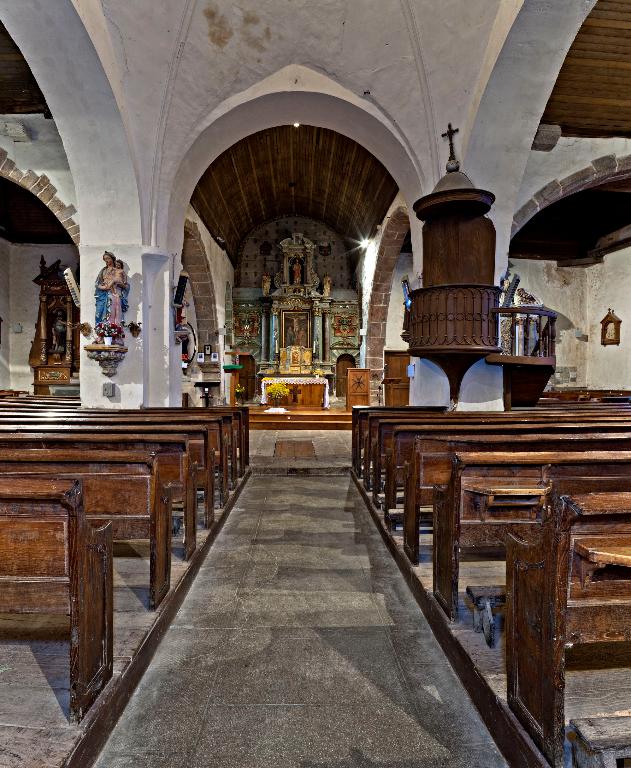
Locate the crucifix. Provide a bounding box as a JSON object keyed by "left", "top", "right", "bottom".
{"left": 441, "top": 122, "right": 460, "bottom": 172}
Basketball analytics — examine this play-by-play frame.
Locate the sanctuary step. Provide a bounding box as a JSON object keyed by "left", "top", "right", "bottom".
{"left": 249, "top": 406, "right": 352, "bottom": 430}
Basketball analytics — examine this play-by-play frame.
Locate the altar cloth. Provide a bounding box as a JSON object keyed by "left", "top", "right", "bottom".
{"left": 261, "top": 376, "right": 330, "bottom": 408}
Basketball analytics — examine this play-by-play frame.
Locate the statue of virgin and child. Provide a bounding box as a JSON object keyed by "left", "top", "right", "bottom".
{"left": 94, "top": 251, "right": 129, "bottom": 331}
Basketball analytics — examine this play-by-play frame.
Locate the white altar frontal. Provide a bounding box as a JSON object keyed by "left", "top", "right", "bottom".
{"left": 261, "top": 376, "right": 330, "bottom": 409}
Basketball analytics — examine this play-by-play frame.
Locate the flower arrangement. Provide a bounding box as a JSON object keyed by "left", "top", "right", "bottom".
{"left": 235, "top": 383, "right": 246, "bottom": 403}
{"left": 95, "top": 321, "right": 125, "bottom": 341}
{"left": 266, "top": 381, "right": 289, "bottom": 404}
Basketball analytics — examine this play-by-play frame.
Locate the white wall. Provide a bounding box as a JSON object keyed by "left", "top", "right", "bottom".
{"left": 5, "top": 242, "right": 79, "bottom": 393}
{"left": 0, "top": 114, "right": 77, "bottom": 208}
{"left": 385, "top": 251, "right": 413, "bottom": 352}
{"left": 586, "top": 248, "right": 631, "bottom": 389}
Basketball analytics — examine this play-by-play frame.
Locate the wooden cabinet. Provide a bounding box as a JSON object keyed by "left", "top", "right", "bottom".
{"left": 346, "top": 368, "right": 370, "bottom": 410}
{"left": 383, "top": 351, "right": 410, "bottom": 406}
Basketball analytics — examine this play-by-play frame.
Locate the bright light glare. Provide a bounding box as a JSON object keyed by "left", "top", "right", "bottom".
{"left": 293, "top": 122, "right": 300, "bottom": 128}
{"left": 361, "top": 239, "right": 370, "bottom": 248}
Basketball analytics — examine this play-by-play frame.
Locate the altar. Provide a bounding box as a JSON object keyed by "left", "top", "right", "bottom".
{"left": 231, "top": 231, "right": 361, "bottom": 401}
{"left": 261, "top": 376, "right": 330, "bottom": 409}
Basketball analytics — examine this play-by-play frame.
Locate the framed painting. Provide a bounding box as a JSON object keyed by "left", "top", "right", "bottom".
{"left": 281, "top": 310, "right": 311, "bottom": 348}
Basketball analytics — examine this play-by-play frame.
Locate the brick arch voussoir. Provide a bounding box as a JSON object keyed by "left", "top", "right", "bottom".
{"left": 512, "top": 153, "right": 631, "bottom": 239}
{"left": 365, "top": 205, "right": 410, "bottom": 402}
{"left": 0, "top": 147, "right": 79, "bottom": 244}
{"left": 183, "top": 220, "right": 219, "bottom": 348}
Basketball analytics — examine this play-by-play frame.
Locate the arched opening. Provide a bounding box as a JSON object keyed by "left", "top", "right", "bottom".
{"left": 365, "top": 207, "right": 411, "bottom": 402}
{"left": 335, "top": 353, "right": 356, "bottom": 399}
{"left": 182, "top": 123, "right": 403, "bottom": 409}
{"left": 0, "top": 176, "right": 79, "bottom": 394}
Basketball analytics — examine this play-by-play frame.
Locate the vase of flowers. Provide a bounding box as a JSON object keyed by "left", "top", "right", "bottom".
{"left": 235, "top": 383, "right": 246, "bottom": 404}
{"left": 265, "top": 381, "right": 289, "bottom": 407}
{"left": 95, "top": 321, "right": 124, "bottom": 345}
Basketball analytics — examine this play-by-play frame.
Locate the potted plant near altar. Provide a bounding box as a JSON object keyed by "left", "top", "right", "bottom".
{"left": 265, "top": 381, "right": 289, "bottom": 411}
{"left": 95, "top": 320, "right": 125, "bottom": 346}
{"left": 235, "top": 383, "right": 246, "bottom": 405}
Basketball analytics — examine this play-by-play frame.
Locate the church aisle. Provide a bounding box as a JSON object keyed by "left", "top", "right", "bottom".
{"left": 94, "top": 474, "right": 506, "bottom": 768}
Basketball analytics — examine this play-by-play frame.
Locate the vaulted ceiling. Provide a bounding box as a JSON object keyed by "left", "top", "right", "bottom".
{"left": 190, "top": 125, "right": 399, "bottom": 264}
{"left": 0, "top": 22, "right": 49, "bottom": 116}
{"left": 542, "top": 0, "right": 631, "bottom": 138}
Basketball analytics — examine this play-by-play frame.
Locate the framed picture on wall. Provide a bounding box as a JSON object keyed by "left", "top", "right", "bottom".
{"left": 210, "top": 352, "right": 219, "bottom": 362}
{"left": 203, "top": 344, "right": 212, "bottom": 356}
{"left": 281, "top": 310, "right": 311, "bottom": 348}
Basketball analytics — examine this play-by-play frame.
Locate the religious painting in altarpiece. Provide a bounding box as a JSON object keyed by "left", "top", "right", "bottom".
{"left": 281, "top": 310, "right": 311, "bottom": 349}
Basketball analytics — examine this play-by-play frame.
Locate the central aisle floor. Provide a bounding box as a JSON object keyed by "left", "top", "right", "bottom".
{"left": 95, "top": 473, "right": 507, "bottom": 768}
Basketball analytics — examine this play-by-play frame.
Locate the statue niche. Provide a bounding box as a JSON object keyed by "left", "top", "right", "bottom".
{"left": 29, "top": 257, "right": 80, "bottom": 394}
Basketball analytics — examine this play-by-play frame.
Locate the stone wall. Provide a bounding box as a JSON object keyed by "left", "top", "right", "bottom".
{"left": 509, "top": 258, "right": 588, "bottom": 388}
{"left": 237, "top": 216, "right": 350, "bottom": 290}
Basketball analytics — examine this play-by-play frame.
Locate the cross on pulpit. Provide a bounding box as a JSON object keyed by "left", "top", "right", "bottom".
{"left": 441, "top": 122, "right": 460, "bottom": 172}
{"left": 289, "top": 384, "right": 301, "bottom": 404}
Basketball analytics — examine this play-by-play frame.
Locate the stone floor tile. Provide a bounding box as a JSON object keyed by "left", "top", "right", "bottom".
{"left": 95, "top": 471, "right": 506, "bottom": 768}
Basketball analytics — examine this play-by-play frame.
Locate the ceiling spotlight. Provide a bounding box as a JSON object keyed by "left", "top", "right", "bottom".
{"left": 293, "top": 122, "right": 300, "bottom": 128}
{"left": 361, "top": 239, "right": 370, "bottom": 248}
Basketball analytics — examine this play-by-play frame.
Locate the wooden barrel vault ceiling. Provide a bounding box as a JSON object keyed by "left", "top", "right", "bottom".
{"left": 0, "top": 22, "right": 49, "bottom": 116}
{"left": 190, "top": 125, "right": 399, "bottom": 264}
{"left": 542, "top": 0, "right": 631, "bottom": 138}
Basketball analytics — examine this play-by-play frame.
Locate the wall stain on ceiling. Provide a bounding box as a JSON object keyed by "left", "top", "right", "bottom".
{"left": 204, "top": 3, "right": 233, "bottom": 49}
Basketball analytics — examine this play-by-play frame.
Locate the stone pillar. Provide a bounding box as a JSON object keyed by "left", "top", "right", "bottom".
{"left": 79, "top": 244, "right": 181, "bottom": 408}
{"left": 313, "top": 307, "right": 321, "bottom": 361}
{"left": 322, "top": 309, "right": 330, "bottom": 363}
{"left": 261, "top": 305, "right": 270, "bottom": 361}
{"left": 271, "top": 308, "right": 279, "bottom": 362}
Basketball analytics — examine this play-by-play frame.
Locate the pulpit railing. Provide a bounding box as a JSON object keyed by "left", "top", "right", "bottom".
{"left": 491, "top": 307, "right": 556, "bottom": 360}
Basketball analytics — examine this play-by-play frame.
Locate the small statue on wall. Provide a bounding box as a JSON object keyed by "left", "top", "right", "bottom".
{"left": 262, "top": 272, "right": 271, "bottom": 296}
{"left": 95, "top": 251, "right": 129, "bottom": 328}
{"left": 50, "top": 310, "right": 67, "bottom": 354}
{"left": 322, "top": 274, "right": 332, "bottom": 298}
{"left": 291, "top": 258, "right": 302, "bottom": 285}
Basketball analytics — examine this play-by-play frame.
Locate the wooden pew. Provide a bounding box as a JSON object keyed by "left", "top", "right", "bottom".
{"left": 506, "top": 489, "right": 631, "bottom": 767}
{"left": 0, "top": 446, "right": 188, "bottom": 608}
{"left": 432, "top": 450, "right": 631, "bottom": 621}
{"left": 381, "top": 412, "right": 631, "bottom": 512}
{"left": 398, "top": 426, "right": 631, "bottom": 548}
{"left": 0, "top": 429, "right": 201, "bottom": 557}
{"left": 352, "top": 406, "right": 446, "bottom": 476}
{"left": 0, "top": 477, "right": 113, "bottom": 722}
{"left": 361, "top": 404, "right": 631, "bottom": 491}
{"left": 0, "top": 412, "right": 225, "bottom": 513}
{"left": 0, "top": 402, "right": 250, "bottom": 480}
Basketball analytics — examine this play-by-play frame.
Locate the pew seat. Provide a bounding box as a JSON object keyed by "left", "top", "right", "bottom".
{"left": 0, "top": 477, "right": 113, "bottom": 721}
{"left": 570, "top": 716, "right": 631, "bottom": 768}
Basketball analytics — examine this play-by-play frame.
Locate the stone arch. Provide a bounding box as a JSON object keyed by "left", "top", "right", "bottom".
{"left": 2, "top": 2, "right": 142, "bottom": 246}
{"left": 365, "top": 206, "right": 411, "bottom": 401}
{"left": 182, "top": 221, "right": 218, "bottom": 352}
{"left": 160, "top": 65, "right": 425, "bottom": 252}
{"left": 0, "top": 148, "right": 79, "bottom": 244}
{"left": 463, "top": 0, "right": 596, "bottom": 278}
{"left": 511, "top": 154, "right": 631, "bottom": 238}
